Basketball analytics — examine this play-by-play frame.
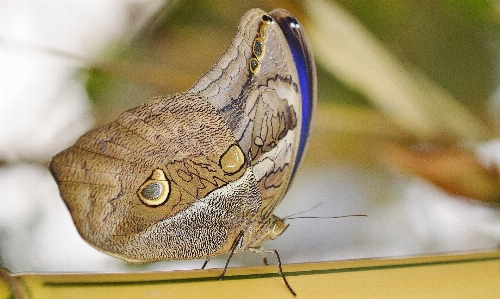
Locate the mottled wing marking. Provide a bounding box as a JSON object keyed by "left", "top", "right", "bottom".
{"left": 189, "top": 9, "right": 302, "bottom": 216}
{"left": 51, "top": 93, "right": 247, "bottom": 260}
{"left": 248, "top": 76, "right": 298, "bottom": 160}
{"left": 112, "top": 168, "right": 262, "bottom": 262}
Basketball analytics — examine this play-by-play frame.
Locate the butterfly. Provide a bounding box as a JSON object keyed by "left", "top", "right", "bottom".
{"left": 50, "top": 8, "right": 316, "bottom": 295}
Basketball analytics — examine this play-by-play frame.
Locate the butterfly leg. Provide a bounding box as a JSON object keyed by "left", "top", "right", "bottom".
{"left": 201, "top": 258, "right": 210, "bottom": 269}
{"left": 220, "top": 231, "right": 244, "bottom": 280}
{"left": 249, "top": 247, "right": 296, "bottom": 297}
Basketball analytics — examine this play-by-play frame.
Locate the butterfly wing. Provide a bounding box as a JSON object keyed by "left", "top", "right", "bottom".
{"left": 50, "top": 8, "right": 316, "bottom": 262}
{"left": 51, "top": 93, "right": 258, "bottom": 261}
{"left": 189, "top": 8, "right": 316, "bottom": 222}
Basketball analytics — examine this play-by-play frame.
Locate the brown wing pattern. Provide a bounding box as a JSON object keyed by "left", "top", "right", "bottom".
{"left": 189, "top": 9, "right": 302, "bottom": 218}
{"left": 51, "top": 93, "right": 249, "bottom": 260}
{"left": 50, "top": 8, "right": 315, "bottom": 262}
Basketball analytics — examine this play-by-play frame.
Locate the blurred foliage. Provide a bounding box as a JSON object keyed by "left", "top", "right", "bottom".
{"left": 85, "top": 0, "right": 500, "bottom": 120}
{"left": 83, "top": 0, "right": 500, "bottom": 203}
{"left": 336, "top": 0, "right": 499, "bottom": 112}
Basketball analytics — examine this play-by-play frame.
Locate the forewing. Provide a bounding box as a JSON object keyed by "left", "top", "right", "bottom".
{"left": 188, "top": 8, "right": 317, "bottom": 217}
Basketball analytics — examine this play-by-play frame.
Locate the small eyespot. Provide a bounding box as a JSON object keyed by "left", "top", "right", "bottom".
{"left": 137, "top": 169, "right": 170, "bottom": 206}
{"left": 253, "top": 38, "right": 264, "bottom": 58}
{"left": 249, "top": 58, "right": 260, "bottom": 74}
{"left": 262, "top": 14, "right": 273, "bottom": 23}
{"left": 219, "top": 144, "right": 245, "bottom": 174}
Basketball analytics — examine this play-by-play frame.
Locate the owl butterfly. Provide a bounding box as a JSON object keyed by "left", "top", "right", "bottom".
{"left": 51, "top": 8, "right": 316, "bottom": 295}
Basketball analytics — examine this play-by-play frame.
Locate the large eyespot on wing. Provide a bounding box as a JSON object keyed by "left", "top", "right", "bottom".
{"left": 137, "top": 169, "right": 170, "bottom": 206}
{"left": 50, "top": 92, "right": 250, "bottom": 262}
{"left": 269, "top": 9, "right": 317, "bottom": 175}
